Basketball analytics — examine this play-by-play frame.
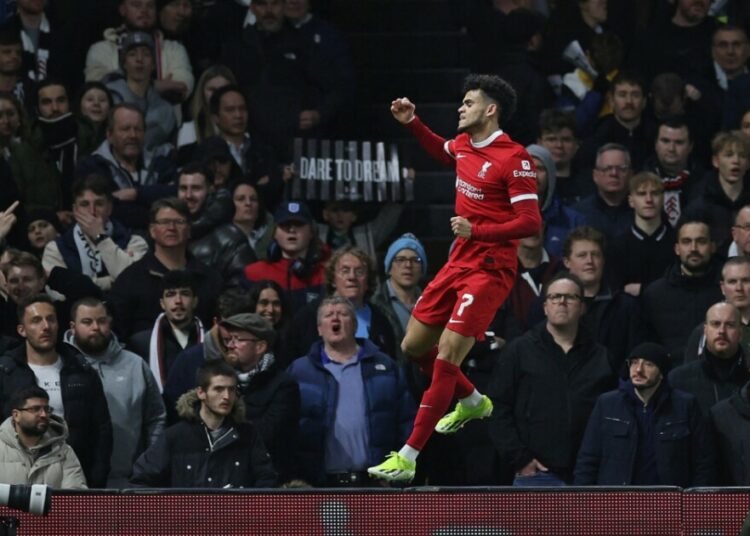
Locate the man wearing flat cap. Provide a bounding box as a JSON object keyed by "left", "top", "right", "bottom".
{"left": 575, "top": 342, "right": 714, "bottom": 486}
{"left": 164, "top": 311, "right": 299, "bottom": 481}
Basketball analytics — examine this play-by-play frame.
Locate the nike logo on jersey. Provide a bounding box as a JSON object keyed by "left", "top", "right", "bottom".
{"left": 456, "top": 153, "right": 467, "bottom": 159}
{"left": 477, "top": 161, "right": 492, "bottom": 179}
{"left": 448, "top": 319, "right": 465, "bottom": 324}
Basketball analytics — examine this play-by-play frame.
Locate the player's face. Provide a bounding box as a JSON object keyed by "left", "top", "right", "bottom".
{"left": 721, "top": 263, "right": 750, "bottom": 310}
{"left": 628, "top": 183, "right": 663, "bottom": 221}
{"left": 457, "top": 89, "right": 492, "bottom": 134}
{"left": 654, "top": 125, "right": 692, "bottom": 170}
{"left": 563, "top": 239, "right": 604, "bottom": 288}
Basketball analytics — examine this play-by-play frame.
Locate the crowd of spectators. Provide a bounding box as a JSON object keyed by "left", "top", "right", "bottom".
{"left": 1, "top": 0, "right": 750, "bottom": 489}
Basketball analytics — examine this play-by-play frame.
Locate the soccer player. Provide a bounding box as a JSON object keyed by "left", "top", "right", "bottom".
{"left": 367, "top": 74, "right": 542, "bottom": 482}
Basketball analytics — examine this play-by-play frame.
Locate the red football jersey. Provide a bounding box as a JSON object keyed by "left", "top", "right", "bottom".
{"left": 443, "top": 130, "right": 538, "bottom": 270}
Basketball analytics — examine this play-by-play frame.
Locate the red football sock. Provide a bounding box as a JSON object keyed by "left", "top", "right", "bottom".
{"left": 453, "top": 369, "right": 476, "bottom": 399}
{"left": 413, "top": 346, "right": 439, "bottom": 377}
{"left": 406, "top": 359, "right": 460, "bottom": 451}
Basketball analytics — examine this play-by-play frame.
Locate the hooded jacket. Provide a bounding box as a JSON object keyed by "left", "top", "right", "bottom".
{"left": 129, "top": 389, "right": 278, "bottom": 488}
{"left": 527, "top": 144, "right": 589, "bottom": 258}
{"left": 106, "top": 77, "right": 177, "bottom": 150}
{"left": 63, "top": 330, "right": 166, "bottom": 488}
{"left": 0, "top": 414, "right": 87, "bottom": 488}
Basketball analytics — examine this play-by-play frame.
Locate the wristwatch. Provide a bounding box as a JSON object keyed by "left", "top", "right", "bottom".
{"left": 93, "top": 234, "right": 108, "bottom": 245}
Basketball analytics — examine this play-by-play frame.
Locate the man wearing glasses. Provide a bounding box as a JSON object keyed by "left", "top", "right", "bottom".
{"left": 573, "top": 143, "right": 634, "bottom": 240}
{"left": 109, "top": 198, "right": 223, "bottom": 339}
{"left": 163, "top": 312, "right": 299, "bottom": 482}
{"left": 488, "top": 273, "right": 614, "bottom": 486}
{"left": 0, "top": 294, "right": 112, "bottom": 487}
{"left": 0, "top": 385, "right": 87, "bottom": 488}
{"left": 287, "top": 245, "right": 399, "bottom": 362}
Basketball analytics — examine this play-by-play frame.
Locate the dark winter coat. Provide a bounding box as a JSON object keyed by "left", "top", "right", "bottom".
{"left": 287, "top": 339, "right": 415, "bottom": 485}
{"left": 129, "top": 389, "right": 278, "bottom": 488}
{"left": 488, "top": 322, "right": 615, "bottom": 478}
{"left": 574, "top": 380, "right": 714, "bottom": 486}
{"left": 0, "top": 344, "right": 112, "bottom": 487}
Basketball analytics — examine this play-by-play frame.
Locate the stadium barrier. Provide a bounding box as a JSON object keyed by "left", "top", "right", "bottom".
{"left": 1, "top": 487, "right": 749, "bottom": 535}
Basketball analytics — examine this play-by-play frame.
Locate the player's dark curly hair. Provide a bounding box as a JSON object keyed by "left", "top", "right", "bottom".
{"left": 462, "top": 74, "right": 517, "bottom": 127}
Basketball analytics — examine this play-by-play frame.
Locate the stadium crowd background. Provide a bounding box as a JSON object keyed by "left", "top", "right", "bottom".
{"left": 0, "top": 0, "right": 750, "bottom": 490}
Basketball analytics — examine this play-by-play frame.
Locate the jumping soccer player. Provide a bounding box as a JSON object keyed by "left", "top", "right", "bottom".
{"left": 367, "top": 74, "right": 542, "bottom": 482}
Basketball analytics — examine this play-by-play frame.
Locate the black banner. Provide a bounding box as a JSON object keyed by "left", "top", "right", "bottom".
{"left": 291, "top": 138, "right": 413, "bottom": 202}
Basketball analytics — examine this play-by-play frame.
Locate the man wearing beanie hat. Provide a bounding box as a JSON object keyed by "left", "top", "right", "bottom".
{"left": 369, "top": 74, "right": 541, "bottom": 483}
{"left": 575, "top": 342, "right": 714, "bottom": 486}
{"left": 373, "top": 233, "right": 428, "bottom": 336}
{"left": 525, "top": 143, "right": 586, "bottom": 258}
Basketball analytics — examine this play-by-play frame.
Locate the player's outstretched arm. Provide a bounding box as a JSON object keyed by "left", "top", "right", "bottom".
{"left": 390, "top": 97, "right": 415, "bottom": 124}
{"left": 392, "top": 97, "right": 454, "bottom": 168}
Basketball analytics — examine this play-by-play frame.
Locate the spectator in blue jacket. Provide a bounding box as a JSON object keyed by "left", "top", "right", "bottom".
{"left": 575, "top": 342, "right": 714, "bottom": 486}
{"left": 287, "top": 296, "right": 415, "bottom": 487}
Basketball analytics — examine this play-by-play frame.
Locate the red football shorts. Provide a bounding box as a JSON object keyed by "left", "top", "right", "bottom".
{"left": 412, "top": 264, "right": 516, "bottom": 340}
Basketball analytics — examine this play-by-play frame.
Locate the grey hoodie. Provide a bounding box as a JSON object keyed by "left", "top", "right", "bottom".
{"left": 525, "top": 143, "right": 557, "bottom": 213}
{"left": 0, "top": 414, "right": 87, "bottom": 488}
{"left": 63, "top": 330, "right": 166, "bottom": 488}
